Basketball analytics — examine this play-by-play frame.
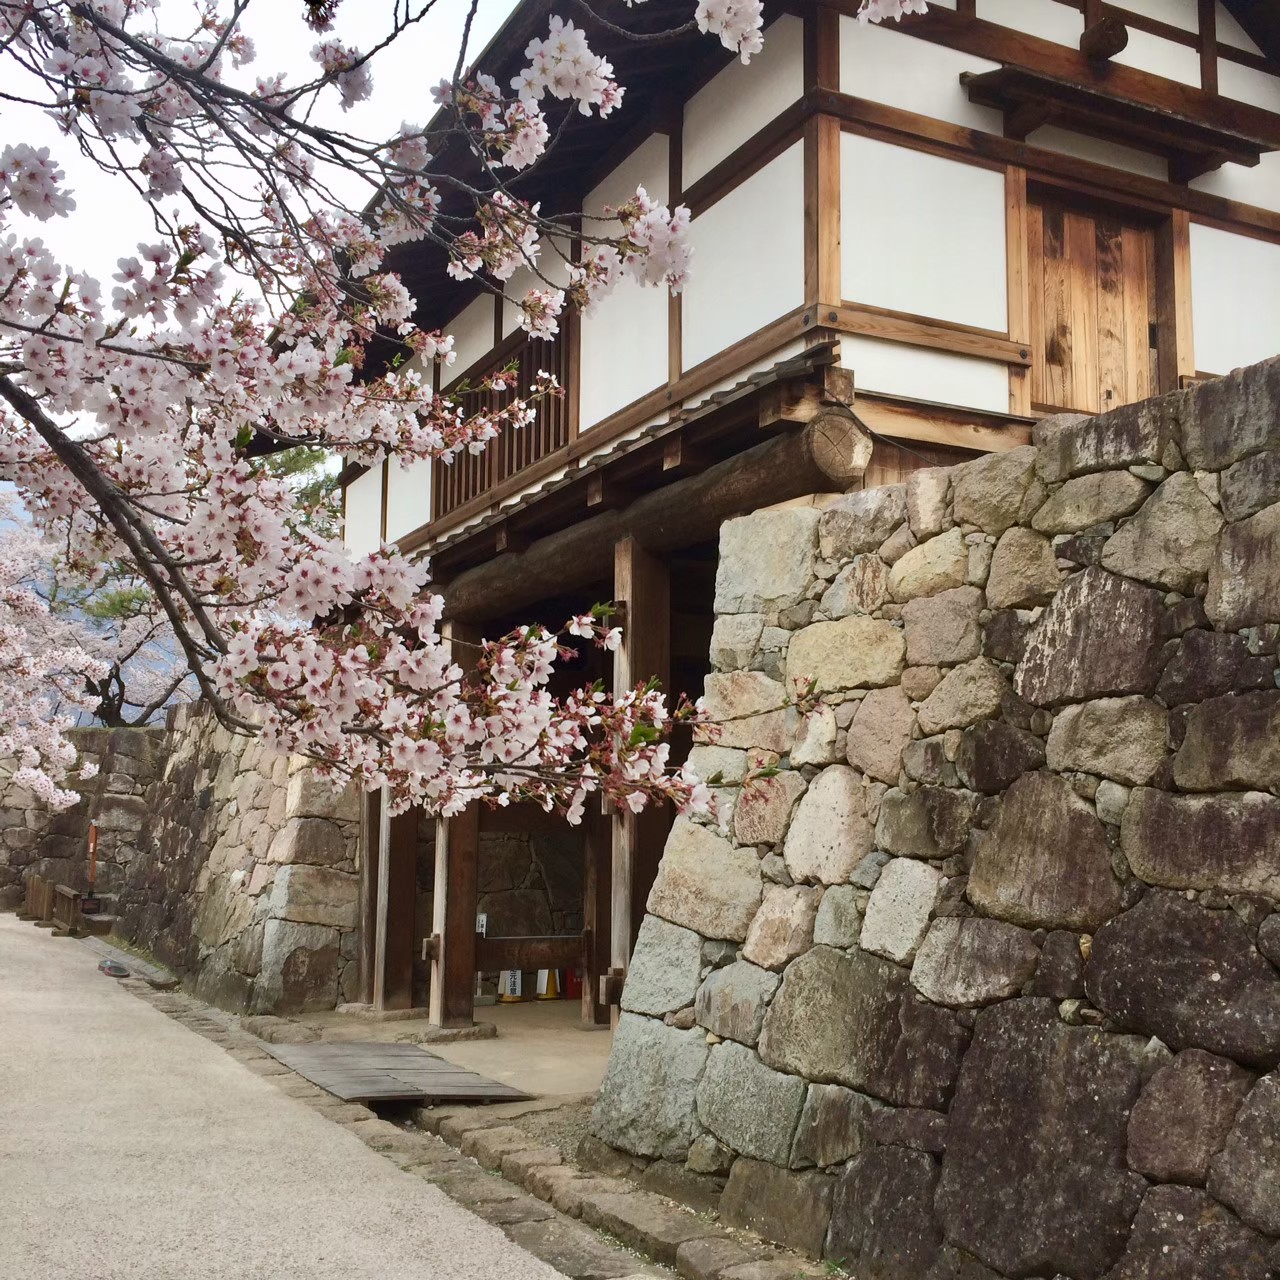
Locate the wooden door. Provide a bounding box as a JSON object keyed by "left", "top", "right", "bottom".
{"left": 1028, "top": 194, "right": 1159, "bottom": 415}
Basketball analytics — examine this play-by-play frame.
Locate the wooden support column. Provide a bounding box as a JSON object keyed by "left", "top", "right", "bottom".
{"left": 804, "top": 113, "right": 842, "bottom": 311}
{"left": 359, "top": 790, "right": 380, "bottom": 1005}
{"left": 582, "top": 797, "right": 613, "bottom": 1027}
{"left": 609, "top": 538, "right": 671, "bottom": 1018}
{"left": 370, "top": 794, "right": 419, "bottom": 1011}
{"left": 1006, "top": 166, "right": 1033, "bottom": 416}
{"left": 428, "top": 620, "right": 482, "bottom": 1028}
{"left": 1156, "top": 208, "right": 1195, "bottom": 391}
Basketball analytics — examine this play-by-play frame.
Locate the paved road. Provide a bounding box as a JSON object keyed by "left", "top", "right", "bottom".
{"left": 0, "top": 914, "right": 567, "bottom": 1280}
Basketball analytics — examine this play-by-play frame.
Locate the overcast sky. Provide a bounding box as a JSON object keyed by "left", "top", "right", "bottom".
{"left": 11, "top": 0, "right": 519, "bottom": 289}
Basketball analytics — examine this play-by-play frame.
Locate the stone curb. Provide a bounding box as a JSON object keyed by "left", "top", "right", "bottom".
{"left": 412, "top": 1101, "right": 834, "bottom": 1280}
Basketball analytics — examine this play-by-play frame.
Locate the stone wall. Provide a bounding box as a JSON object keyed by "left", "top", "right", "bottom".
{"left": 590, "top": 359, "right": 1280, "bottom": 1279}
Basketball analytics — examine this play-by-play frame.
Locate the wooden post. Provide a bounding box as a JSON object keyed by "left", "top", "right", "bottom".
{"left": 582, "top": 797, "right": 613, "bottom": 1027}
{"left": 610, "top": 537, "right": 672, "bottom": 1019}
{"left": 1006, "top": 166, "right": 1033, "bottom": 416}
{"left": 1156, "top": 209, "right": 1196, "bottom": 391}
{"left": 383, "top": 810, "right": 419, "bottom": 1010}
{"left": 371, "top": 786, "right": 392, "bottom": 1010}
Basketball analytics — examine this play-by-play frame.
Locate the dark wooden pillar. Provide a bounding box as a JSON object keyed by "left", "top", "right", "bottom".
{"left": 582, "top": 797, "right": 612, "bottom": 1027}
{"left": 369, "top": 797, "right": 419, "bottom": 1012}
{"left": 359, "top": 791, "right": 380, "bottom": 1005}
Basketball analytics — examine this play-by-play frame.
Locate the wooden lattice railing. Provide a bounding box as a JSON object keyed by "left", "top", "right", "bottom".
{"left": 432, "top": 330, "right": 573, "bottom": 523}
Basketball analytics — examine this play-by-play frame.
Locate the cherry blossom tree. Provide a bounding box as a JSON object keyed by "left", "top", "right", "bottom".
{"left": 0, "top": 0, "right": 922, "bottom": 816}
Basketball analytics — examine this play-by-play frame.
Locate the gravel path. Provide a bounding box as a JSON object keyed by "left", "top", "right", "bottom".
{"left": 0, "top": 913, "right": 568, "bottom": 1280}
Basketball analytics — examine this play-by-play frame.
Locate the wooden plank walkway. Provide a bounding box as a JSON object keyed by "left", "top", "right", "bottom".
{"left": 259, "top": 1040, "right": 533, "bottom": 1104}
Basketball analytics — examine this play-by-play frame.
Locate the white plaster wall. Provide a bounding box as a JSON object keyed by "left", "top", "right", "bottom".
{"left": 1120, "top": 0, "right": 1199, "bottom": 34}
{"left": 579, "top": 134, "right": 670, "bottom": 430}
{"left": 1218, "top": 3, "right": 1263, "bottom": 54}
{"left": 446, "top": 294, "right": 497, "bottom": 382}
{"left": 682, "top": 14, "right": 805, "bottom": 187}
{"left": 1191, "top": 223, "right": 1280, "bottom": 376}
{"left": 343, "top": 463, "right": 384, "bottom": 558}
{"left": 1026, "top": 125, "right": 1169, "bottom": 180}
{"left": 975, "top": 0, "right": 1082, "bottom": 46}
{"left": 1218, "top": 60, "right": 1280, "bottom": 115}
{"left": 384, "top": 456, "right": 432, "bottom": 543}
{"left": 839, "top": 16, "right": 1002, "bottom": 132}
{"left": 682, "top": 338, "right": 811, "bottom": 413}
{"left": 841, "top": 134, "right": 1008, "bottom": 332}
{"left": 681, "top": 142, "right": 805, "bottom": 371}
{"left": 1113, "top": 26, "right": 1202, "bottom": 86}
{"left": 1191, "top": 150, "right": 1280, "bottom": 216}
{"left": 840, "top": 335, "right": 1010, "bottom": 412}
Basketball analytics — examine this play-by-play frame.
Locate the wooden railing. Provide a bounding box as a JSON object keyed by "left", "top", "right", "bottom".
{"left": 433, "top": 329, "right": 573, "bottom": 523}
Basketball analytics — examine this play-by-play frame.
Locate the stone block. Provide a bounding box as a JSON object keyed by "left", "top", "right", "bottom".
{"left": 1174, "top": 689, "right": 1280, "bottom": 791}
{"left": 812, "top": 885, "right": 862, "bottom": 949}
{"left": 785, "top": 616, "right": 905, "bottom": 695}
{"left": 969, "top": 772, "right": 1121, "bottom": 930}
{"left": 1026, "top": 930, "right": 1086, "bottom": 999}
{"left": 1034, "top": 399, "right": 1175, "bottom": 482}
{"left": 981, "top": 609, "right": 1028, "bottom": 665}
{"left": 951, "top": 446, "right": 1039, "bottom": 536}
{"left": 268, "top": 865, "right": 357, "bottom": 928}
{"left": 1031, "top": 470, "right": 1152, "bottom": 535}
{"left": 731, "top": 772, "right": 806, "bottom": 847}
{"left": 1220, "top": 447, "right": 1280, "bottom": 522}
{"left": 590, "top": 1014, "right": 709, "bottom": 1161}
{"left": 1016, "top": 567, "right": 1166, "bottom": 706}
{"left": 1045, "top": 695, "right": 1168, "bottom": 786}
{"left": 719, "top": 1158, "right": 834, "bottom": 1258}
{"left": 907, "top": 468, "right": 952, "bottom": 538}
{"left": 846, "top": 686, "right": 915, "bottom": 785}
{"left": 648, "top": 819, "right": 762, "bottom": 942}
{"left": 266, "top": 816, "right": 348, "bottom": 866}
{"left": 256, "top": 919, "right": 340, "bottom": 1014}
{"left": 1101, "top": 472, "right": 1224, "bottom": 592}
{"left": 1208, "top": 1073, "right": 1280, "bottom": 1236}
{"left": 696, "top": 1041, "right": 807, "bottom": 1165}
{"left": 790, "top": 1083, "right": 881, "bottom": 1169}
{"left": 284, "top": 770, "right": 360, "bottom": 822}
{"left": 701, "top": 672, "right": 796, "bottom": 753}
{"left": 710, "top": 614, "right": 765, "bottom": 672}
{"left": 578, "top": 1190, "right": 717, "bottom": 1268}
{"left": 1157, "top": 629, "right": 1275, "bottom": 706}
{"left": 818, "top": 486, "right": 907, "bottom": 561}
{"left": 1127, "top": 1049, "right": 1255, "bottom": 1185}
{"left": 819, "top": 556, "right": 890, "bottom": 618}
{"left": 715, "top": 507, "right": 820, "bottom": 615}
{"left": 859, "top": 858, "right": 943, "bottom": 965}
{"left": 686, "top": 746, "right": 749, "bottom": 787}
{"left": 1180, "top": 355, "right": 1280, "bottom": 471}
{"left": 918, "top": 659, "right": 1007, "bottom": 736}
{"left": 1085, "top": 891, "right": 1280, "bottom": 1068}
{"left": 901, "top": 737, "right": 959, "bottom": 787}
{"left": 888, "top": 528, "right": 968, "bottom": 601}
{"left": 1206, "top": 501, "right": 1280, "bottom": 631}
{"left": 954, "top": 721, "right": 1045, "bottom": 794}
{"left": 621, "top": 916, "right": 706, "bottom": 1017}
{"left": 986, "top": 528, "right": 1060, "bottom": 609}
{"left": 742, "top": 884, "right": 820, "bottom": 971}
{"left": 791, "top": 706, "right": 838, "bottom": 767}
{"left": 1121, "top": 787, "right": 1280, "bottom": 899}
{"left": 866, "top": 1106, "right": 948, "bottom": 1154}
{"left": 910, "top": 917, "right": 1040, "bottom": 1007}
{"left": 875, "top": 786, "right": 977, "bottom": 861}
{"left": 901, "top": 586, "right": 983, "bottom": 667}
{"left": 826, "top": 1147, "right": 943, "bottom": 1279}
{"left": 782, "top": 766, "right": 873, "bottom": 885}
{"left": 674, "top": 1236, "right": 764, "bottom": 1280}
{"left": 937, "top": 999, "right": 1149, "bottom": 1280}
{"left": 695, "top": 960, "right": 780, "bottom": 1046}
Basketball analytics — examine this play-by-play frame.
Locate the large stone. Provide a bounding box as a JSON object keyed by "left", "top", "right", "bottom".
{"left": 783, "top": 766, "right": 874, "bottom": 885}
{"left": 696, "top": 1041, "right": 807, "bottom": 1165}
{"left": 742, "top": 884, "right": 820, "bottom": 970}
{"left": 265, "top": 816, "right": 348, "bottom": 866}
{"left": 1120, "top": 788, "right": 1280, "bottom": 899}
{"left": 1206, "top": 501, "right": 1280, "bottom": 631}
{"left": 901, "top": 587, "right": 982, "bottom": 667}
{"left": 1174, "top": 690, "right": 1280, "bottom": 792}
{"left": 812, "top": 885, "right": 863, "bottom": 948}
{"left": 888, "top": 528, "right": 968, "bottom": 602}
{"left": 758, "top": 946, "right": 968, "bottom": 1110}
{"left": 1180, "top": 356, "right": 1280, "bottom": 471}
{"left": 590, "top": 1013, "right": 709, "bottom": 1160}
{"left": 1100, "top": 473, "right": 1224, "bottom": 592}
{"left": 1016, "top": 567, "right": 1166, "bottom": 706}
{"left": 917, "top": 659, "right": 1007, "bottom": 736}
{"left": 1045, "top": 695, "right": 1168, "bottom": 786}
{"left": 710, "top": 613, "right": 766, "bottom": 671}
{"left": 986, "top": 528, "right": 1060, "bottom": 609}
{"left": 686, "top": 745, "right": 750, "bottom": 786}
{"left": 846, "top": 686, "right": 915, "bottom": 784}
{"left": 284, "top": 770, "right": 360, "bottom": 822}
{"left": 875, "top": 787, "right": 977, "bottom": 860}
{"left": 715, "top": 507, "right": 820, "bottom": 614}
{"left": 732, "top": 771, "right": 807, "bottom": 846}
{"left": 719, "top": 1158, "right": 834, "bottom": 1258}
{"left": 1034, "top": 398, "right": 1175, "bottom": 482}
{"left": 826, "top": 1147, "right": 943, "bottom": 1279}
{"left": 955, "top": 721, "right": 1045, "bottom": 794}
{"left": 820, "top": 556, "right": 891, "bottom": 618}
{"left": 907, "top": 468, "right": 952, "bottom": 538}
{"left": 910, "top": 917, "right": 1039, "bottom": 1008}
{"left": 695, "top": 960, "right": 780, "bottom": 1046}
{"left": 268, "top": 864, "right": 357, "bottom": 928}
{"left": 969, "top": 772, "right": 1122, "bottom": 930}
{"left": 1220, "top": 447, "right": 1280, "bottom": 522}
{"left": 791, "top": 705, "right": 839, "bottom": 767}
{"left": 937, "top": 998, "right": 1149, "bottom": 1280}
{"left": 952, "top": 446, "right": 1039, "bottom": 536}
{"left": 648, "top": 818, "right": 762, "bottom": 942}
{"left": 1106, "top": 1185, "right": 1274, "bottom": 1280}
{"left": 785, "top": 616, "right": 905, "bottom": 695}
{"left": 620, "top": 916, "right": 705, "bottom": 1017}
{"left": 1031, "top": 470, "right": 1152, "bottom": 534}
{"left": 1208, "top": 1073, "right": 1280, "bottom": 1236}
{"left": 791, "top": 1084, "right": 881, "bottom": 1169}
{"left": 859, "top": 858, "right": 943, "bottom": 964}
{"left": 922, "top": 1248, "right": 1004, "bottom": 1280}
{"left": 819, "top": 486, "right": 907, "bottom": 561}
{"left": 1026, "top": 929, "right": 1086, "bottom": 999}
{"left": 1085, "top": 891, "right": 1280, "bottom": 1068}
{"left": 256, "top": 919, "right": 340, "bottom": 1014}
{"left": 1127, "top": 1049, "right": 1255, "bottom": 1185}
{"left": 701, "top": 671, "right": 796, "bottom": 753}
{"left": 1157, "top": 628, "right": 1275, "bottom": 706}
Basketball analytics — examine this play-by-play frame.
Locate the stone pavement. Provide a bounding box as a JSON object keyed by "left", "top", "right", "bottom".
{"left": 0, "top": 914, "right": 657, "bottom": 1280}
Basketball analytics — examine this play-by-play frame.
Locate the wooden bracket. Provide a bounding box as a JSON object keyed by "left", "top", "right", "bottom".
{"left": 1080, "top": 15, "right": 1129, "bottom": 64}
{"left": 494, "top": 524, "right": 530, "bottom": 555}
{"left": 586, "top": 473, "right": 633, "bottom": 511}
{"left": 599, "top": 967, "right": 625, "bottom": 1006}
{"left": 662, "top": 433, "right": 710, "bottom": 475}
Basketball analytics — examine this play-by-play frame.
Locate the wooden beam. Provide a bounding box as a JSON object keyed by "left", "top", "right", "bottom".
{"left": 475, "top": 933, "right": 585, "bottom": 972}
{"left": 1199, "top": 0, "right": 1219, "bottom": 96}
{"left": 804, "top": 4, "right": 841, "bottom": 93}
{"left": 853, "top": 394, "right": 1035, "bottom": 453}
{"left": 1006, "top": 167, "right": 1033, "bottom": 417}
{"left": 1156, "top": 208, "right": 1196, "bottom": 391}
{"left": 804, "top": 114, "right": 842, "bottom": 308}
{"left": 831, "top": 302, "right": 1032, "bottom": 366}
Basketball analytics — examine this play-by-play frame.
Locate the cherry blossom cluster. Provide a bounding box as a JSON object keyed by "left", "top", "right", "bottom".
{"left": 856, "top": 0, "right": 929, "bottom": 24}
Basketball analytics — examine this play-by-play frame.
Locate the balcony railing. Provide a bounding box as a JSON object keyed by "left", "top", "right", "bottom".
{"left": 432, "top": 329, "right": 573, "bottom": 524}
